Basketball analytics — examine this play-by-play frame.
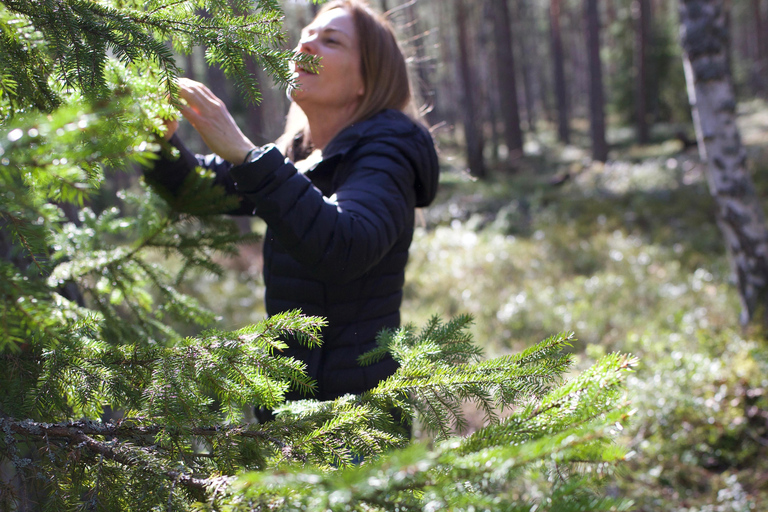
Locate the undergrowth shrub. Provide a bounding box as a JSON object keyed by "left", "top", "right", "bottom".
{"left": 619, "top": 328, "right": 767, "bottom": 510}
{"left": 404, "top": 144, "right": 768, "bottom": 508}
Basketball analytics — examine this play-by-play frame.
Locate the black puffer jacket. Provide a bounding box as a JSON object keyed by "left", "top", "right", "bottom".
{"left": 146, "top": 109, "right": 439, "bottom": 401}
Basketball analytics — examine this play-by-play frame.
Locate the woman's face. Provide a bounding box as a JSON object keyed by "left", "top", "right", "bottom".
{"left": 290, "top": 8, "right": 365, "bottom": 112}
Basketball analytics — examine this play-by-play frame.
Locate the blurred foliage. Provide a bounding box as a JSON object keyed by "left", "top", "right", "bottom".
{"left": 397, "top": 110, "right": 768, "bottom": 508}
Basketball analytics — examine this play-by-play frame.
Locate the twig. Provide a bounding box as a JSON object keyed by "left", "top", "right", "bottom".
{"left": 0, "top": 416, "right": 287, "bottom": 493}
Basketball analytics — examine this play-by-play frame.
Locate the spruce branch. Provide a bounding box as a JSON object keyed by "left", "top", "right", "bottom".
{"left": 0, "top": 417, "right": 288, "bottom": 448}
{"left": 224, "top": 348, "right": 636, "bottom": 511}
{"left": 2, "top": 213, "right": 46, "bottom": 275}
{"left": 0, "top": 416, "right": 211, "bottom": 492}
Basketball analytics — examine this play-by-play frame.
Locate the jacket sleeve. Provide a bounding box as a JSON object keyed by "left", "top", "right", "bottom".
{"left": 230, "top": 139, "right": 417, "bottom": 284}
{"left": 143, "top": 134, "right": 264, "bottom": 216}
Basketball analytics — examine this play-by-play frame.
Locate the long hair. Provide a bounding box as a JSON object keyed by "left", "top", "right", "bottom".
{"left": 278, "top": 0, "right": 414, "bottom": 158}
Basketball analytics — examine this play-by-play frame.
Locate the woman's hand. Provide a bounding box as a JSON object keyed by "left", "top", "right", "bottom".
{"left": 162, "top": 118, "right": 179, "bottom": 141}
{"left": 175, "top": 77, "right": 256, "bottom": 164}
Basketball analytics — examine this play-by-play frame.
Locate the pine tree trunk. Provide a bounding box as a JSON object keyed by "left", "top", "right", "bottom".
{"left": 550, "top": 0, "right": 570, "bottom": 144}
{"left": 516, "top": 0, "right": 538, "bottom": 132}
{"left": 636, "top": 0, "right": 651, "bottom": 144}
{"left": 481, "top": 2, "right": 500, "bottom": 164}
{"left": 564, "top": 4, "right": 587, "bottom": 120}
{"left": 534, "top": 2, "right": 554, "bottom": 125}
{"left": 585, "top": 0, "right": 608, "bottom": 162}
{"left": 491, "top": 0, "right": 524, "bottom": 161}
{"left": 455, "top": 0, "right": 486, "bottom": 177}
{"left": 679, "top": 0, "right": 768, "bottom": 327}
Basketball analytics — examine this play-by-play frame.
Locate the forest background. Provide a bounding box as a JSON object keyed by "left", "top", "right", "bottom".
{"left": 2, "top": 0, "right": 768, "bottom": 510}
{"left": 188, "top": 0, "right": 768, "bottom": 509}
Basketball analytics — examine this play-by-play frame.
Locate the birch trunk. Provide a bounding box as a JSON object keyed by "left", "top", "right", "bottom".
{"left": 679, "top": 0, "right": 768, "bottom": 326}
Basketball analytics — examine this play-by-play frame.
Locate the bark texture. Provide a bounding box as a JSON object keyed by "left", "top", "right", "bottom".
{"left": 549, "top": 0, "right": 569, "bottom": 144}
{"left": 491, "top": 0, "right": 524, "bottom": 160}
{"left": 679, "top": 0, "right": 768, "bottom": 326}
{"left": 455, "top": 0, "right": 486, "bottom": 177}
{"left": 516, "top": 0, "right": 537, "bottom": 131}
{"left": 585, "top": 0, "right": 607, "bottom": 162}
{"left": 636, "top": 0, "right": 651, "bottom": 144}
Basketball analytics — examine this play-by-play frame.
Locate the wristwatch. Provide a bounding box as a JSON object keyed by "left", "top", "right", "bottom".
{"left": 242, "top": 145, "right": 270, "bottom": 164}
{"left": 230, "top": 143, "right": 285, "bottom": 192}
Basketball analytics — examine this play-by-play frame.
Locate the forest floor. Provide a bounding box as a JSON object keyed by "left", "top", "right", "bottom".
{"left": 186, "top": 102, "right": 768, "bottom": 510}
{"left": 401, "top": 101, "right": 768, "bottom": 511}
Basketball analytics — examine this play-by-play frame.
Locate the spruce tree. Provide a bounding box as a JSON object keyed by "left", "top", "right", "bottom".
{"left": 0, "top": 1, "right": 636, "bottom": 510}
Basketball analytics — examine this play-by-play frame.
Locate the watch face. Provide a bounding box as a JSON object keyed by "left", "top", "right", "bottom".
{"left": 243, "top": 147, "right": 262, "bottom": 164}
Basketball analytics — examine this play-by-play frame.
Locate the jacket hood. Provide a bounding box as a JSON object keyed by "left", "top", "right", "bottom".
{"left": 323, "top": 109, "right": 440, "bottom": 207}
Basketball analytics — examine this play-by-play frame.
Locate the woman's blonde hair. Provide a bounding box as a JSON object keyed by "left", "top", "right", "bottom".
{"left": 278, "top": 0, "right": 414, "bottom": 158}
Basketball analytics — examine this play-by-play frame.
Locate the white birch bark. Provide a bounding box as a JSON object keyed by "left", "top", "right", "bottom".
{"left": 679, "top": 0, "right": 768, "bottom": 325}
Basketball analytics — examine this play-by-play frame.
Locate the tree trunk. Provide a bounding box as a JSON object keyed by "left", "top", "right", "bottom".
{"left": 516, "top": 0, "right": 537, "bottom": 131}
{"left": 435, "top": 1, "right": 460, "bottom": 130}
{"left": 636, "top": 0, "right": 651, "bottom": 144}
{"left": 406, "top": 2, "right": 434, "bottom": 121}
{"left": 549, "top": 0, "right": 570, "bottom": 144}
{"left": 752, "top": 0, "right": 766, "bottom": 96}
{"left": 604, "top": 0, "right": 618, "bottom": 79}
{"left": 564, "top": 3, "right": 588, "bottom": 121}
{"left": 455, "top": 0, "right": 486, "bottom": 177}
{"left": 679, "top": 0, "right": 768, "bottom": 327}
{"left": 491, "top": 0, "right": 524, "bottom": 161}
{"left": 532, "top": 1, "right": 554, "bottom": 125}
{"left": 481, "top": 2, "right": 500, "bottom": 164}
{"left": 585, "top": 0, "right": 608, "bottom": 162}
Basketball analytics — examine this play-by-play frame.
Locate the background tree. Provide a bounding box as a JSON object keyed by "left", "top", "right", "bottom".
{"left": 515, "top": 0, "right": 539, "bottom": 132}
{"left": 454, "top": 0, "right": 486, "bottom": 176}
{"left": 479, "top": 2, "right": 501, "bottom": 164}
{"left": 635, "top": 0, "right": 651, "bottom": 143}
{"left": 585, "top": 0, "right": 608, "bottom": 162}
{"left": 549, "top": 0, "right": 570, "bottom": 144}
{"left": 491, "top": 0, "right": 523, "bottom": 162}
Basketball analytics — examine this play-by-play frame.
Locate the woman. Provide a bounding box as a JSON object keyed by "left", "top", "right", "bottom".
{"left": 146, "top": 0, "right": 439, "bottom": 409}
